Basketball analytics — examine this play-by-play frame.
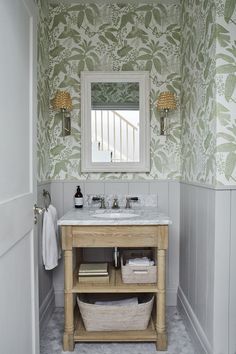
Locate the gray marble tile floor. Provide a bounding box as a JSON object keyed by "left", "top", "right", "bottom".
{"left": 40, "top": 307, "right": 195, "bottom": 354}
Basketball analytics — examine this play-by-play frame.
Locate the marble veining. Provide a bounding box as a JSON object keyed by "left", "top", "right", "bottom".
{"left": 57, "top": 207, "right": 171, "bottom": 226}
{"left": 84, "top": 194, "right": 158, "bottom": 209}
{"left": 40, "top": 307, "right": 195, "bottom": 354}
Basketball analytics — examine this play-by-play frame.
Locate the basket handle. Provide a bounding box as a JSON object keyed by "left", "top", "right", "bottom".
{"left": 133, "top": 270, "right": 148, "bottom": 274}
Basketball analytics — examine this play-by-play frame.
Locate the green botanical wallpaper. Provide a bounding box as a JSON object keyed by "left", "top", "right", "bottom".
{"left": 48, "top": 1, "right": 181, "bottom": 180}
{"left": 180, "top": 0, "right": 217, "bottom": 185}
{"left": 215, "top": 0, "right": 236, "bottom": 185}
{"left": 37, "top": 0, "right": 236, "bottom": 186}
{"left": 91, "top": 82, "right": 139, "bottom": 108}
{"left": 37, "top": 0, "right": 51, "bottom": 182}
{"left": 180, "top": 0, "right": 236, "bottom": 186}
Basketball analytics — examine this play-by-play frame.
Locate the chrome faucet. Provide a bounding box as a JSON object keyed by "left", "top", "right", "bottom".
{"left": 92, "top": 196, "right": 106, "bottom": 209}
{"left": 125, "top": 197, "right": 139, "bottom": 209}
{"left": 112, "top": 198, "right": 119, "bottom": 209}
{"left": 100, "top": 197, "right": 106, "bottom": 209}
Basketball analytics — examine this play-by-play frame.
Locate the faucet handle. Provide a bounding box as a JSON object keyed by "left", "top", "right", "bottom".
{"left": 92, "top": 196, "right": 106, "bottom": 209}
{"left": 125, "top": 196, "right": 138, "bottom": 209}
{"left": 100, "top": 197, "right": 106, "bottom": 209}
{"left": 112, "top": 198, "right": 120, "bottom": 209}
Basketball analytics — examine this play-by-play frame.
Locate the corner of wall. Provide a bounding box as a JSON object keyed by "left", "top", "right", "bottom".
{"left": 178, "top": 286, "right": 212, "bottom": 354}
{"left": 39, "top": 286, "right": 55, "bottom": 334}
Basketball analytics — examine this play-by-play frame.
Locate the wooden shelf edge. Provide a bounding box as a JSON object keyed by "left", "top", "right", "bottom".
{"left": 72, "top": 287, "right": 157, "bottom": 293}
{"left": 73, "top": 266, "right": 158, "bottom": 293}
{"left": 74, "top": 310, "right": 157, "bottom": 342}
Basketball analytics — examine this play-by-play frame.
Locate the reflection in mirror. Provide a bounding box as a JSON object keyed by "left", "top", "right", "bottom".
{"left": 91, "top": 82, "right": 140, "bottom": 163}
{"left": 81, "top": 71, "right": 150, "bottom": 172}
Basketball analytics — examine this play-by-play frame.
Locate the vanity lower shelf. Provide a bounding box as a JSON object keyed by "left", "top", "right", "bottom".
{"left": 74, "top": 308, "right": 157, "bottom": 342}
{"left": 61, "top": 223, "right": 168, "bottom": 351}
{"left": 73, "top": 266, "right": 157, "bottom": 293}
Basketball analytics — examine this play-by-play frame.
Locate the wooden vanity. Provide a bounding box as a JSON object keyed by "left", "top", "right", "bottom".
{"left": 60, "top": 221, "right": 169, "bottom": 352}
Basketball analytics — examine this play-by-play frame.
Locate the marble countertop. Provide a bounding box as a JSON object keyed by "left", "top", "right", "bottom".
{"left": 58, "top": 207, "right": 172, "bottom": 226}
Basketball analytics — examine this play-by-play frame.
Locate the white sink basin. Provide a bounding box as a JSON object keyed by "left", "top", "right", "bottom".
{"left": 93, "top": 212, "right": 139, "bottom": 219}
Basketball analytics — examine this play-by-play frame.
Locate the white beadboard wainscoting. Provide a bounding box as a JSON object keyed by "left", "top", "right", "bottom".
{"left": 178, "top": 182, "right": 236, "bottom": 354}
{"left": 37, "top": 179, "right": 236, "bottom": 353}
{"left": 37, "top": 179, "right": 236, "bottom": 354}
{"left": 49, "top": 180, "right": 180, "bottom": 307}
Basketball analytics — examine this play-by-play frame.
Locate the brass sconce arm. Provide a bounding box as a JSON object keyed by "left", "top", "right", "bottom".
{"left": 61, "top": 109, "right": 71, "bottom": 137}
{"left": 160, "top": 109, "right": 169, "bottom": 136}
{"left": 156, "top": 91, "right": 176, "bottom": 136}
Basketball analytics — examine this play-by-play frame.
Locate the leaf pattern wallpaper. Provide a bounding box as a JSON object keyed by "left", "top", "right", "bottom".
{"left": 37, "top": 0, "right": 51, "bottom": 182}
{"left": 37, "top": 0, "right": 236, "bottom": 186}
{"left": 47, "top": 1, "right": 181, "bottom": 180}
{"left": 180, "top": 0, "right": 217, "bottom": 185}
{"left": 180, "top": 0, "right": 236, "bottom": 186}
{"left": 91, "top": 83, "right": 139, "bottom": 106}
{"left": 215, "top": 0, "right": 236, "bottom": 185}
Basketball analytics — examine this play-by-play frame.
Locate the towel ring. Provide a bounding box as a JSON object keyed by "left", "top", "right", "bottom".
{"left": 43, "top": 189, "right": 51, "bottom": 211}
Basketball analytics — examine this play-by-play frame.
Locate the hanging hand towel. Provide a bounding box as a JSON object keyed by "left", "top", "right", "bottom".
{"left": 48, "top": 204, "right": 61, "bottom": 259}
{"left": 42, "top": 205, "right": 60, "bottom": 270}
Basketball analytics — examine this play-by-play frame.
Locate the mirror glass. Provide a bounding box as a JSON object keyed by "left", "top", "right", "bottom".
{"left": 81, "top": 71, "right": 150, "bottom": 172}
{"left": 91, "top": 82, "right": 139, "bottom": 163}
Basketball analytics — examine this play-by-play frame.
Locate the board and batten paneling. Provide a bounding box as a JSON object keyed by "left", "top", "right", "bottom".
{"left": 229, "top": 190, "right": 236, "bottom": 354}
{"left": 178, "top": 182, "right": 236, "bottom": 354}
{"left": 213, "top": 190, "right": 231, "bottom": 354}
{"left": 179, "top": 183, "right": 215, "bottom": 353}
{"left": 50, "top": 180, "right": 180, "bottom": 307}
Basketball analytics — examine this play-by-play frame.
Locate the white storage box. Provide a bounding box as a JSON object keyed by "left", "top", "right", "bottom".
{"left": 77, "top": 294, "right": 154, "bottom": 332}
{"left": 121, "top": 249, "right": 157, "bottom": 284}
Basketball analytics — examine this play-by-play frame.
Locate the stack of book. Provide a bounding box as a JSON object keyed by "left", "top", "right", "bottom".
{"left": 78, "top": 263, "right": 109, "bottom": 283}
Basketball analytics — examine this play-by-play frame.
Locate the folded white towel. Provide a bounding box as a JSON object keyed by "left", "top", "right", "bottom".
{"left": 127, "top": 257, "right": 154, "bottom": 266}
{"left": 95, "top": 297, "right": 138, "bottom": 306}
{"left": 42, "top": 204, "right": 60, "bottom": 270}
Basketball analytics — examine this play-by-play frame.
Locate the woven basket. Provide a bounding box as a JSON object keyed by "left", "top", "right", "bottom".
{"left": 77, "top": 294, "right": 154, "bottom": 331}
{"left": 121, "top": 249, "right": 157, "bottom": 284}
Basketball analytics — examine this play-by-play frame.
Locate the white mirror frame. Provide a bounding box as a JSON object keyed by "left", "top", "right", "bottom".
{"left": 81, "top": 71, "right": 150, "bottom": 173}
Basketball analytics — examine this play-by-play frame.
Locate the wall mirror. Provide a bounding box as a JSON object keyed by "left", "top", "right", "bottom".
{"left": 81, "top": 71, "right": 150, "bottom": 172}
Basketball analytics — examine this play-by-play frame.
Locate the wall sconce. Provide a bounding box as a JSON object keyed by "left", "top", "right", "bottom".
{"left": 156, "top": 91, "right": 176, "bottom": 136}
{"left": 52, "top": 91, "right": 72, "bottom": 137}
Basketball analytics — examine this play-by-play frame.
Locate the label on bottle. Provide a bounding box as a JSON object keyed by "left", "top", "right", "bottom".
{"left": 75, "top": 197, "right": 83, "bottom": 207}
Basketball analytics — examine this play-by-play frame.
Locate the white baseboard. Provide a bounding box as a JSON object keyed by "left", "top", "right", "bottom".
{"left": 167, "top": 287, "right": 177, "bottom": 306}
{"left": 39, "top": 286, "right": 55, "bottom": 334}
{"left": 54, "top": 288, "right": 177, "bottom": 308}
{"left": 177, "top": 286, "right": 212, "bottom": 354}
{"left": 54, "top": 289, "right": 64, "bottom": 307}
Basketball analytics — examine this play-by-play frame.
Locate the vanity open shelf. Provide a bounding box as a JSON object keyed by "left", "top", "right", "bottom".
{"left": 59, "top": 212, "right": 170, "bottom": 352}
{"left": 73, "top": 265, "right": 157, "bottom": 293}
{"left": 73, "top": 307, "right": 157, "bottom": 342}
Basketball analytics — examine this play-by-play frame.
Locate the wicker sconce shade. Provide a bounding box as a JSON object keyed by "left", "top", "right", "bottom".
{"left": 156, "top": 91, "right": 176, "bottom": 111}
{"left": 52, "top": 91, "right": 72, "bottom": 111}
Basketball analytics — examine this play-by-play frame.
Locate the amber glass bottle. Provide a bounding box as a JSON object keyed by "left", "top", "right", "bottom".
{"left": 74, "top": 186, "right": 83, "bottom": 208}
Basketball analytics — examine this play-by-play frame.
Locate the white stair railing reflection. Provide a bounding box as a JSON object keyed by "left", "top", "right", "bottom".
{"left": 92, "top": 110, "right": 138, "bottom": 162}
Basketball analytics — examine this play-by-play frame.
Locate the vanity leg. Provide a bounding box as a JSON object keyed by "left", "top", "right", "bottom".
{"left": 63, "top": 250, "right": 74, "bottom": 351}
{"left": 156, "top": 249, "right": 167, "bottom": 351}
